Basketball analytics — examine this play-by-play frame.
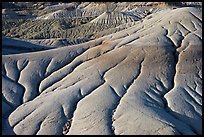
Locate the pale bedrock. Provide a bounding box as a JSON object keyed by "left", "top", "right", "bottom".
{"left": 2, "top": 6, "right": 202, "bottom": 135}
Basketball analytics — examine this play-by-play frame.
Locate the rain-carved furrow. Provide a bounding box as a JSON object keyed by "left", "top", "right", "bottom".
{"left": 108, "top": 84, "right": 120, "bottom": 98}
{"left": 119, "top": 93, "right": 190, "bottom": 135}
{"left": 149, "top": 85, "right": 163, "bottom": 97}
{"left": 177, "top": 22, "right": 191, "bottom": 36}
{"left": 195, "top": 80, "right": 202, "bottom": 96}
{"left": 179, "top": 21, "right": 195, "bottom": 34}
{"left": 2, "top": 96, "right": 14, "bottom": 117}
{"left": 63, "top": 56, "right": 127, "bottom": 135}
{"left": 33, "top": 59, "right": 54, "bottom": 96}
{"left": 111, "top": 57, "right": 145, "bottom": 135}
{"left": 132, "top": 25, "right": 145, "bottom": 34}
{"left": 163, "top": 26, "right": 185, "bottom": 50}
{"left": 4, "top": 61, "right": 19, "bottom": 82}
{"left": 41, "top": 42, "right": 119, "bottom": 93}
{"left": 39, "top": 41, "right": 103, "bottom": 92}
{"left": 192, "top": 33, "right": 202, "bottom": 41}
{"left": 53, "top": 77, "right": 83, "bottom": 92}
{"left": 2, "top": 64, "right": 7, "bottom": 76}
{"left": 191, "top": 20, "right": 200, "bottom": 31}
{"left": 161, "top": 36, "right": 178, "bottom": 111}
{"left": 143, "top": 92, "right": 161, "bottom": 108}
{"left": 154, "top": 77, "right": 168, "bottom": 93}
{"left": 67, "top": 46, "right": 116, "bottom": 76}
{"left": 62, "top": 84, "right": 105, "bottom": 134}
{"left": 11, "top": 108, "right": 36, "bottom": 129}
{"left": 166, "top": 55, "right": 200, "bottom": 134}
{"left": 17, "top": 59, "right": 29, "bottom": 74}
{"left": 188, "top": 11, "right": 202, "bottom": 22}
{"left": 18, "top": 59, "right": 51, "bottom": 103}
{"left": 56, "top": 50, "right": 124, "bottom": 93}
{"left": 36, "top": 106, "right": 67, "bottom": 135}
{"left": 115, "top": 36, "right": 140, "bottom": 49}
{"left": 185, "top": 85, "right": 202, "bottom": 106}
{"left": 184, "top": 99, "right": 201, "bottom": 118}
{"left": 186, "top": 89, "right": 202, "bottom": 112}
{"left": 62, "top": 105, "right": 72, "bottom": 135}
{"left": 33, "top": 121, "right": 44, "bottom": 135}
{"left": 145, "top": 87, "right": 167, "bottom": 108}
{"left": 16, "top": 60, "right": 29, "bottom": 104}
{"left": 2, "top": 74, "right": 26, "bottom": 106}
{"left": 120, "top": 92, "right": 177, "bottom": 126}
{"left": 100, "top": 54, "right": 131, "bottom": 98}
{"left": 188, "top": 20, "right": 197, "bottom": 31}
{"left": 160, "top": 26, "right": 200, "bottom": 134}
{"left": 44, "top": 58, "right": 53, "bottom": 76}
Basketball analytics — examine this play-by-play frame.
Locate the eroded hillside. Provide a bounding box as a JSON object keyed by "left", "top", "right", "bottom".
{"left": 2, "top": 2, "right": 202, "bottom": 135}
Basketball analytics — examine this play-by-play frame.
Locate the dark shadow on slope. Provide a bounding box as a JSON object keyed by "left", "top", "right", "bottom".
{"left": 2, "top": 118, "right": 16, "bottom": 135}
{"left": 166, "top": 108, "right": 202, "bottom": 135}
{"left": 2, "top": 45, "right": 52, "bottom": 55}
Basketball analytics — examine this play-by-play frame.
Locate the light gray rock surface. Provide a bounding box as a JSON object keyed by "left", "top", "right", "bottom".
{"left": 2, "top": 3, "right": 202, "bottom": 135}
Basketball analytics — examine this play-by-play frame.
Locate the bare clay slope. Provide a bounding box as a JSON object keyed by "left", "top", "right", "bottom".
{"left": 2, "top": 7, "right": 202, "bottom": 135}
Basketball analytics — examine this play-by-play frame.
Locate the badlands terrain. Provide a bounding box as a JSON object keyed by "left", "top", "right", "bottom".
{"left": 2, "top": 2, "right": 202, "bottom": 135}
